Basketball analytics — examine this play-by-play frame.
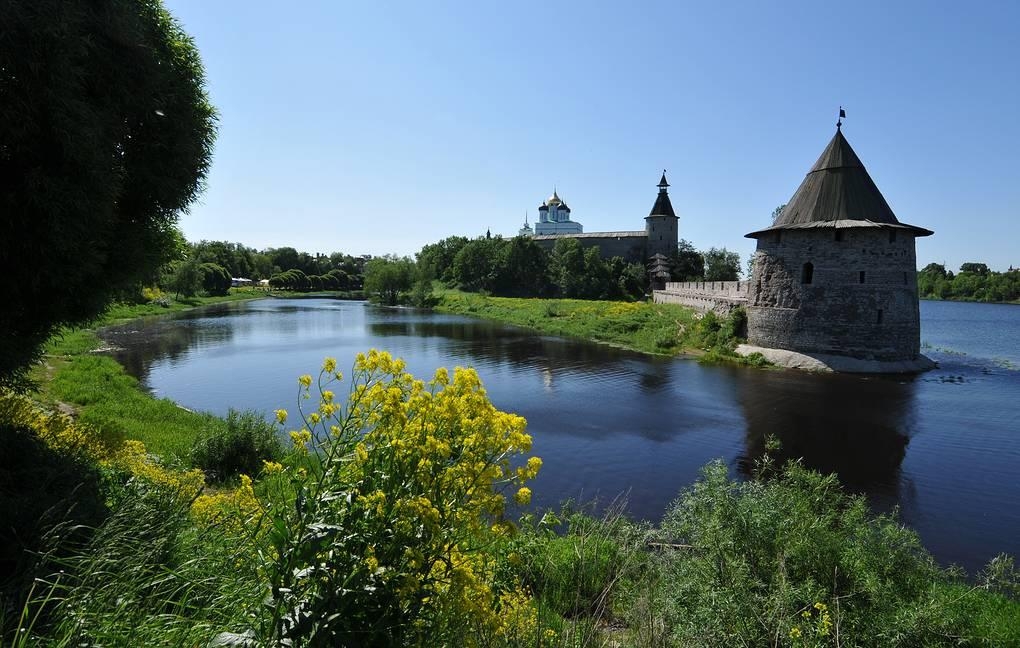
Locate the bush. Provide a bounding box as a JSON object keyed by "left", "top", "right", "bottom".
{"left": 261, "top": 351, "right": 545, "bottom": 645}
{"left": 653, "top": 461, "right": 1016, "bottom": 646}
{"left": 189, "top": 409, "right": 283, "bottom": 481}
{"left": 509, "top": 503, "right": 648, "bottom": 623}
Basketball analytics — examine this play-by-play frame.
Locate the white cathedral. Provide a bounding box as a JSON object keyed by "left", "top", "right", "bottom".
{"left": 520, "top": 190, "right": 583, "bottom": 236}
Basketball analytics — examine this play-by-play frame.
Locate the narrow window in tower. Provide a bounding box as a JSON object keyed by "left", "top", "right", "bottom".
{"left": 876, "top": 309, "right": 884, "bottom": 324}
{"left": 903, "top": 271, "right": 909, "bottom": 285}
{"left": 801, "top": 262, "right": 814, "bottom": 284}
{"left": 889, "top": 229, "right": 897, "bottom": 243}
{"left": 775, "top": 230, "right": 782, "bottom": 244}
{"left": 859, "top": 271, "right": 866, "bottom": 284}
{"left": 835, "top": 229, "right": 844, "bottom": 241}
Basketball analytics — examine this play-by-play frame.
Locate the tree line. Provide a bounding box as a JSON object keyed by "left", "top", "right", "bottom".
{"left": 162, "top": 240, "right": 368, "bottom": 298}
{"left": 917, "top": 262, "right": 1020, "bottom": 303}
{"left": 363, "top": 234, "right": 742, "bottom": 306}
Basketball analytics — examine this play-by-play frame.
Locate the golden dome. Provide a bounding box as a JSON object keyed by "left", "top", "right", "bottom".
{"left": 547, "top": 190, "right": 562, "bottom": 205}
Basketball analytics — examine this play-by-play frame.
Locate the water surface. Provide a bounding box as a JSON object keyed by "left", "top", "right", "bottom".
{"left": 101, "top": 298, "right": 1020, "bottom": 573}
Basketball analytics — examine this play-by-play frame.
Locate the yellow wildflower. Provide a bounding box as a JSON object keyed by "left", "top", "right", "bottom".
{"left": 299, "top": 374, "right": 312, "bottom": 388}
{"left": 514, "top": 487, "right": 532, "bottom": 505}
{"left": 322, "top": 357, "right": 337, "bottom": 373}
{"left": 274, "top": 408, "right": 288, "bottom": 424}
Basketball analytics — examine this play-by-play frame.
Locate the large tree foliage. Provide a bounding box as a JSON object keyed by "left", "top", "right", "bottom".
{"left": 703, "top": 247, "right": 741, "bottom": 281}
{"left": 363, "top": 256, "right": 415, "bottom": 305}
{"left": 672, "top": 239, "right": 706, "bottom": 281}
{"left": 0, "top": 0, "right": 216, "bottom": 383}
{"left": 917, "top": 262, "right": 1019, "bottom": 303}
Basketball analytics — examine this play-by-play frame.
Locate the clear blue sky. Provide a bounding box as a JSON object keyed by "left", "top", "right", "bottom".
{"left": 167, "top": 0, "right": 1019, "bottom": 273}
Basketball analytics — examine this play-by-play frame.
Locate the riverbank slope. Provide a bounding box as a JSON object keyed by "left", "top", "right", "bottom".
{"left": 31, "top": 291, "right": 266, "bottom": 459}
{"left": 434, "top": 291, "right": 761, "bottom": 363}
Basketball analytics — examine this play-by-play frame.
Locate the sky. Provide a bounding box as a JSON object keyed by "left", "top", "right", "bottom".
{"left": 166, "top": 0, "right": 1020, "bottom": 273}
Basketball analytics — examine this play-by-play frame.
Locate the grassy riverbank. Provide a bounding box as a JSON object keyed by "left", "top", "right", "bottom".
{"left": 5, "top": 354, "right": 1019, "bottom": 645}
{"left": 32, "top": 291, "right": 265, "bottom": 460}
{"left": 435, "top": 290, "right": 764, "bottom": 364}
{"left": 5, "top": 294, "right": 1018, "bottom": 645}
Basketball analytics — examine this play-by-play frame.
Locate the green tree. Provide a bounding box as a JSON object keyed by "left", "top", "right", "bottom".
{"left": 703, "top": 247, "right": 741, "bottom": 281}
{"left": 418, "top": 236, "right": 470, "bottom": 285}
{"left": 959, "top": 262, "right": 991, "bottom": 276}
{"left": 169, "top": 259, "right": 203, "bottom": 299}
{"left": 364, "top": 256, "right": 415, "bottom": 305}
{"left": 451, "top": 238, "right": 505, "bottom": 293}
{"left": 609, "top": 257, "right": 647, "bottom": 300}
{"left": 548, "top": 238, "right": 587, "bottom": 298}
{"left": 771, "top": 203, "right": 787, "bottom": 223}
{"left": 0, "top": 0, "right": 216, "bottom": 384}
{"left": 581, "top": 247, "right": 613, "bottom": 299}
{"left": 199, "top": 263, "right": 232, "bottom": 296}
{"left": 496, "top": 236, "right": 550, "bottom": 297}
{"left": 672, "top": 239, "right": 705, "bottom": 281}
{"left": 251, "top": 252, "right": 277, "bottom": 280}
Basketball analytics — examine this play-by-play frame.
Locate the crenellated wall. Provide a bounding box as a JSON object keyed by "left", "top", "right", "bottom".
{"left": 653, "top": 280, "right": 750, "bottom": 315}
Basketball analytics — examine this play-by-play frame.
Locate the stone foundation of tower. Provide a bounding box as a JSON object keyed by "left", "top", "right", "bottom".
{"left": 746, "top": 228, "right": 922, "bottom": 361}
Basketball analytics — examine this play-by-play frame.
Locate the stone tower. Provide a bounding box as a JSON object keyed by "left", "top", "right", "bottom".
{"left": 645, "top": 171, "right": 679, "bottom": 259}
{"left": 745, "top": 126, "right": 933, "bottom": 363}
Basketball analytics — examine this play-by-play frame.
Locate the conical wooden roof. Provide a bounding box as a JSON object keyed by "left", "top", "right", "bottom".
{"left": 747, "top": 128, "right": 932, "bottom": 238}
{"left": 647, "top": 171, "right": 677, "bottom": 218}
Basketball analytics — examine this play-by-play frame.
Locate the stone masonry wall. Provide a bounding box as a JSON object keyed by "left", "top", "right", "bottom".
{"left": 747, "top": 228, "right": 921, "bottom": 361}
{"left": 532, "top": 234, "right": 648, "bottom": 263}
{"left": 653, "top": 280, "right": 750, "bottom": 315}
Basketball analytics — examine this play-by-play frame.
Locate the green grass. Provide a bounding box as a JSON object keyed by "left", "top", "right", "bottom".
{"left": 30, "top": 291, "right": 261, "bottom": 461}
{"left": 435, "top": 289, "right": 753, "bottom": 360}
{"left": 102, "top": 290, "right": 262, "bottom": 323}
{"left": 45, "top": 354, "right": 225, "bottom": 461}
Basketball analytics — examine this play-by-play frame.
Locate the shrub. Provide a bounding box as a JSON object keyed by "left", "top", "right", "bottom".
{"left": 654, "top": 461, "right": 1013, "bottom": 646}
{"left": 509, "top": 503, "right": 649, "bottom": 623}
{"left": 189, "top": 409, "right": 284, "bottom": 482}
{"left": 261, "top": 351, "right": 545, "bottom": 645}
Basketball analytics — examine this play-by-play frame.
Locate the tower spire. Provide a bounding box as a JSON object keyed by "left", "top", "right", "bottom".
{"left": 837, "top": 106, "right": 846, "bottom": 130}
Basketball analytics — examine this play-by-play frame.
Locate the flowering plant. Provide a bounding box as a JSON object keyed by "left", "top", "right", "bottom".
{"left": 264, "top": 350, "right": 543, "bottom": 645}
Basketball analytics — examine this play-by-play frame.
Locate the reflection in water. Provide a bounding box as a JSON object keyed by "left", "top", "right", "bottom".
{"left": 100, "top": 298, "right": 1020, "bottom": 573}
{"left": 736, "top": 371, "right": 915, "bottom": 497}
{"left": 102, "top": 316, "right": 235, "bottom": 384}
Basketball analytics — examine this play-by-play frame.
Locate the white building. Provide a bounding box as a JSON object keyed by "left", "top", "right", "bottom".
{"left": 518, "top": 212, "right": 534, "bottom": 236}
{"left": 533, "top": 190, "right": 582, "bottom": 235}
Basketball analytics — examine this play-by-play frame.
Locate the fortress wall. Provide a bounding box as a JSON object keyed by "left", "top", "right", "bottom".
{"left": 747, "top": 228, "right": 922, "bottom": 360}
{"left": 663, "top": 280, "right": 749, "bottom": 298}
{"left": 653, "top": 280, "right": 749, "bottom": 315}
{"left": 532, "top": 234, "right": 648, "bottom": 263}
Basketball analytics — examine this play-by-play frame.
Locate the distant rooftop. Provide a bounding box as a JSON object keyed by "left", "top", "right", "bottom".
{"left": 532, "top": 231, "right": 646, "bottom": 240}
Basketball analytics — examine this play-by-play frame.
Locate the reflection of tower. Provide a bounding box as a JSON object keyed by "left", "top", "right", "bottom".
{"left": 542, "top": 367, "right": 553, "bottom": 391}
{"left": 735, "top": 369, "right": 916, "bottom": 496}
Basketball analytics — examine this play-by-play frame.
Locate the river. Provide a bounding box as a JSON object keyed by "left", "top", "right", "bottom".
{"left": 100, "top": 298, "right": 1020, "bottom": 574}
